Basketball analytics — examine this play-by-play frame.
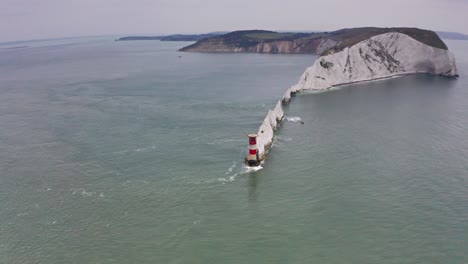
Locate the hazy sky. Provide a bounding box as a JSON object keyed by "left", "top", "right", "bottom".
{"left": 1, "top": 0, "right": 467, "bottom": 42}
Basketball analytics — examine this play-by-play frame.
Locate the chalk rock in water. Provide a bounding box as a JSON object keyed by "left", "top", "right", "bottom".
{"left": 282, "top": 32, "right": 458, "bottom": 100}
{"left": 256, "top": 100, "right": 284, "bottom": 158}
{"left": 257, "top": 31, "right": 459, "bottom": 162}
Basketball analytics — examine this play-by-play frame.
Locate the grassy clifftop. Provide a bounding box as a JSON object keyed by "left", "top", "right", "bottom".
{"left": 179, "top": 28, "right": 447, "bottom": 54}
{"left": 323, "top": 27, "right": 447, "bottom": 54}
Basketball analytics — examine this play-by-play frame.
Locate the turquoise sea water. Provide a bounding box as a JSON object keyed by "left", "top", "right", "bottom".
{"left": 0, "top": 38, "right": 467, "bottom": 263}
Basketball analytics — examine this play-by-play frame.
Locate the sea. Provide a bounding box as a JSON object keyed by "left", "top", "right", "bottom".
{"left": 0, "top": 37, "right": 467, "bottom": 263}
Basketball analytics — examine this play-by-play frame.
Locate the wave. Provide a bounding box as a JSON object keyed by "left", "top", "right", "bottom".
{"left": 276, "top": 135, "right": 292, "bottom": 142}
{"left": 216, "top": 161, "right": 264, "bottom": 183}
{"left": 71, "top": 188, "right": 105, "bottom": 198}
{"left": 286, "top": 116, "right": 303, "bottom": 123}
{"left": 206, "top": 139, "right": 244, "bottom": 145}
{"left": 111, "top": 145, "right": 157, "bottom": 155}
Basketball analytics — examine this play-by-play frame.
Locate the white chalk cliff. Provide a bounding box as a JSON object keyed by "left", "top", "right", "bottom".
{"left": 255, "top": 32, "right": 458, "bottom": 161}
{"left": 256, "top": 100, "right": 283, "bottom": 158}
{"left": 283, "top": 32, "right": 458, "bottom": 101}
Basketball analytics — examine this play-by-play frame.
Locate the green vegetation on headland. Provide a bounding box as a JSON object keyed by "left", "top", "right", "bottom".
{"left": 116, "top": 28, "right": 467, "bottom": 55}
{"left": 179, "top": 27, "right": 448, "bottom": 55}
{"left": 322, "top": 27, "right": 448, "bottom": 53}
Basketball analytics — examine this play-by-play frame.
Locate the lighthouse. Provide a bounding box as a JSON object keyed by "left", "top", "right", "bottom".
{"left": 246, "top": 134, "right": 261, "bottom": 166}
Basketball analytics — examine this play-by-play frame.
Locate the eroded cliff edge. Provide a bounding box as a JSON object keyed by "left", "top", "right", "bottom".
{"left": 253, "top": 31, "right": 458, "bottom": 164}
{"left": 282, "top": 32, "right": 459, "bottom": 101}
{"left": 179, "top": 28, "right": 448, "bottom": 55}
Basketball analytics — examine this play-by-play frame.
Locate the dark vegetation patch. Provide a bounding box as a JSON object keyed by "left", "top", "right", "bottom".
{"left": 320, "top": 60, "right": 334, "bottom": 69}
{"left": 221, "top": 30, "right": 314, "bottom": 48}
{"left": 180, "top": 27, "right": 448, "bottom": 53}
{"left": 321, "top": 27, "right": 447, "bottom": 54}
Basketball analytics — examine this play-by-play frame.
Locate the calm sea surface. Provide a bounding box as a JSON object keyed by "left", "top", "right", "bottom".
{"left": 0, "top": 38, "right": 467, "bottom": 263}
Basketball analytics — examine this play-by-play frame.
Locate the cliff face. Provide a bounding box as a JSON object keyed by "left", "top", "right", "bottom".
{"left": 283, "top": 32, "right": 459, "bottom": 101}
{"left": 256, "top": 101, "right": 284, "bottom": 158}
{"left": 180, "top": 37, "right": 324, "bottom": 54}
{"left": 253, "top": 32, "right": 458, "bottom": 163}
{"left": 179, "top": 28, "right": 447, "bottom": 55}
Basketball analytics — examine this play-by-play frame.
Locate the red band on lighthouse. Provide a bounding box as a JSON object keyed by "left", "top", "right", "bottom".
{"left": 249, "top": 149, "right": 257, "bottom": 155}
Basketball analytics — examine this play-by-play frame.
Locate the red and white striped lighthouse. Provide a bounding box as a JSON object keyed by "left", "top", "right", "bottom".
{"left": 246, "top": 134, "right": 260, "bottom": 166}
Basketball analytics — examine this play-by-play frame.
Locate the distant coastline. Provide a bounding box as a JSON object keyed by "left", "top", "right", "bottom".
{"left": 115, "top": 33, "right": 225, "bottom": 42}
{"left": 436, "top": 31, "right": 468, "bottom": 40}
{"left": 179, "top": 28, "right": 449, "bottom": 55}
{"left": 115, "top": 30, "right": 468, "bottom": 52}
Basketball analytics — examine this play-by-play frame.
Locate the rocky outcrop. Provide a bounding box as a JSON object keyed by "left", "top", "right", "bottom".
{"left": 252, "top": 31, "right": 458, "bottom": 165}
{"left": 256, "top": 101, "right": 284, "bottom": 159}
{"left": 283, "top": 32, "right": 459, "bottom": 101}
